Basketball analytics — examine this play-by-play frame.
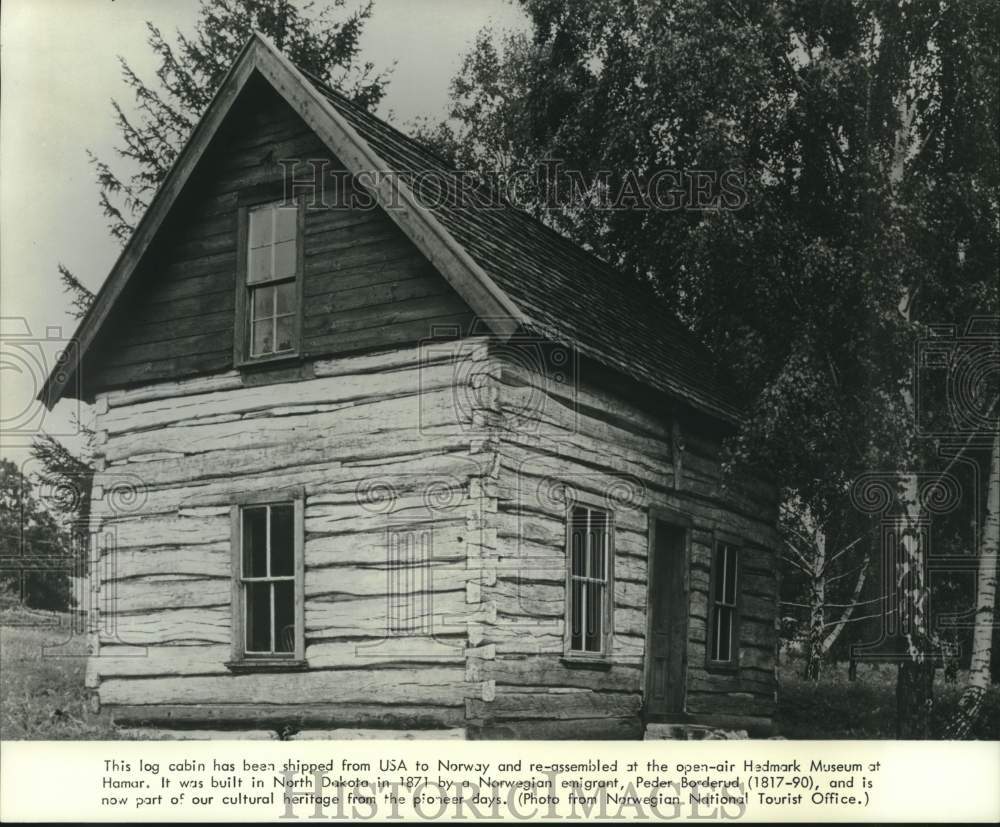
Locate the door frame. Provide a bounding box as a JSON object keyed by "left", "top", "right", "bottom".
{"left": 642, "top": 505, "right": 693, "bottom": 722}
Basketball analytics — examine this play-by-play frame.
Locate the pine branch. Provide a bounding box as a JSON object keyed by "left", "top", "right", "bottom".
{"left": 29, "top": 433, "right": 94, "bottom": 535}
{"left": 56, "top": 265, "right": 95, "bottom": 320}
{"left": 78, "top": 0, "right": 390, "bottom": 260}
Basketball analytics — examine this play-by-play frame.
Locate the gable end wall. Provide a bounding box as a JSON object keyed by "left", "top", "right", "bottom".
{"left": 85, "top": 82, "right": 473, "bottom": 397}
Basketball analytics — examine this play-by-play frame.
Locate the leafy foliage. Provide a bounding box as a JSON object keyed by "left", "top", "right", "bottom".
{"left": 421, "top": 0, "right": 999, "bottom": 727}
{"left": 0, "top": 460, "right": 75, "bottom": 611}
{"left": 427, "top": 0, "right": 996, "bottom": 481}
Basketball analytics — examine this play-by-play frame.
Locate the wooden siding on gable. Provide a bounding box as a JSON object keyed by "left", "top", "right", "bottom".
{"left": 86, "top": 79, "right": 473, "bottom": 396}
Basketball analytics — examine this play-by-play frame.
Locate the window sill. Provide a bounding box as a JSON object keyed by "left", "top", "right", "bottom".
{"left": 235, "top": 352, "right": 303, "bottom": 371}
{"left": 561, "top": 655, "right": 613, "bottom": 670}
{"left": 225, "top": 658, "right": 309, "bottom": 673}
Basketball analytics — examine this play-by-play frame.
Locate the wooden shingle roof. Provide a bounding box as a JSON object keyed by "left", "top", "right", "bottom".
{"left": 303, "top": 71, "right": 742, "bottom": 425}
{"left": 41, "top": 33, "right": 741, "bottom": 425}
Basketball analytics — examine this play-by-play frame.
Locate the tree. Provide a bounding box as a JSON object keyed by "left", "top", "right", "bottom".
{"left": 948, "top": 431, "right": 1000, "bottom": 736}
{"left": 59, "top": 0, "right": 392, "bottom": 301}
{"left": 57, "top": 265, "right": 96, "bottom": 322}
{"left": 780, "top": 500, "right": 874, "bottom": 681}
{"left": 30, "top": 428, "right": 95, "bottom": 540}
{"left": 421, "top": 0, "right": 999, "bottom": 735}
{"left": 31, "top": 272, "right": 97, "bottom": 568}
{"left": 0, "top": 460, "right": 75, "bottom": 611}
{"left": 92, "top": 0, "right": 390, "bottom": 244}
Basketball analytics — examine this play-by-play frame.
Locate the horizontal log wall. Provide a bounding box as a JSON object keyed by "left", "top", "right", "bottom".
{"left": 85, "top": 331, "right": 777, "bottom": 735}
{"left": 88, "top": 341, "right": 498, "bottom": 730}
{"left": 474, "top": 349, "right": 779, "bottom": 737}
{"left": 86, "top": 81, "right": 473, "bottom": 396}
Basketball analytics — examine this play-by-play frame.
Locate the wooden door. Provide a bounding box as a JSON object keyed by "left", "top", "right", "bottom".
{"left": 645, "top": 518, "right": 688, "bottom": 717}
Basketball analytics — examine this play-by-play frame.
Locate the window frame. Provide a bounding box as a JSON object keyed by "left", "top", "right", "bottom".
{"left": 234, "top": 196, "right": 305, "bottom": 368}
{"left": 227, "top": 489, "right": 306, "bottom": 671}
{"left": 705, "top": 534, "right": 742, "bottom": 672}
{"left": 563, "top": 495, "right": 615, "bottom": 664}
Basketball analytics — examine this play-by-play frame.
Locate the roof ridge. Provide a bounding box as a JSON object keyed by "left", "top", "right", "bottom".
{"left": 296, "top": 65, "right": 467, "bottom": 176}
{"left": 291, "top": 47, "right": 742, "bottom": 422}
{"left": 296, "top": 63, "right": 714, "bottom": 356}
{"left": 41, "top": 35, "right": 742, "bottom": 425}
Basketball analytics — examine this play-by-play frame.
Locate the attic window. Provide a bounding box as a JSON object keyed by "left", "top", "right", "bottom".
{"left": 235, "top": 200, "right": 303, "bottom": 364}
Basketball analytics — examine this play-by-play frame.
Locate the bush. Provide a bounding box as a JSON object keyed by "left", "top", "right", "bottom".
{"left": 777, "top": 658, "right": 1000, "bottom": 739}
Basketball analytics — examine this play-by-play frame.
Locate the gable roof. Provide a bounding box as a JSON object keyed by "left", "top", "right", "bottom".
{"left": 41, "top": 33, "right": 742, "bottom": 426}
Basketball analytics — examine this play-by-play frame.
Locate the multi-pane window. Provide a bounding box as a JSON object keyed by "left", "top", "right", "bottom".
{"left": 708, "top": 542, "right": 740, "bottom": 665}
{"left": 241, "top": 202, "right": 300, "bottom": 360}
{"left": 567, "top": 504, "right": 613, "bottom": 656}
{"left": 236, "top": 501, "right": 301, "bottom": 659}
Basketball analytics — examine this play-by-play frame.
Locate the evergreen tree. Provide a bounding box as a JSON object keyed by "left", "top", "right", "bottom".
{"left": 91, "top": 0, "right": 390, "bottom": 245}
{"left": 58, "top": 0, "right": 391, "bottom": 306}
{"left": 0, "top": 460, "right": 75, "bottom": 611}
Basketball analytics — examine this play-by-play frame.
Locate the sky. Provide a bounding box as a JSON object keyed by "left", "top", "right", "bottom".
{"left": 0, "top": 0, "right": 527, "bottom": 468}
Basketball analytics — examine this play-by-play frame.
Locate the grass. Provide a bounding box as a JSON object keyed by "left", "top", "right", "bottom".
{"left": 2, "top": 610, "right": 997, "bottom": 739}
{"left": 0, "top": 606, "right": 123, "bottom": 740}
{"left": 776, "top": 657, "right": 1000, "bottom": 739}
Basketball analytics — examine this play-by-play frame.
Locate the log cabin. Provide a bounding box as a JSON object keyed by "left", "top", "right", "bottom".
{"left": 39, "top": 34, "right": 780, "bottom": 739}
